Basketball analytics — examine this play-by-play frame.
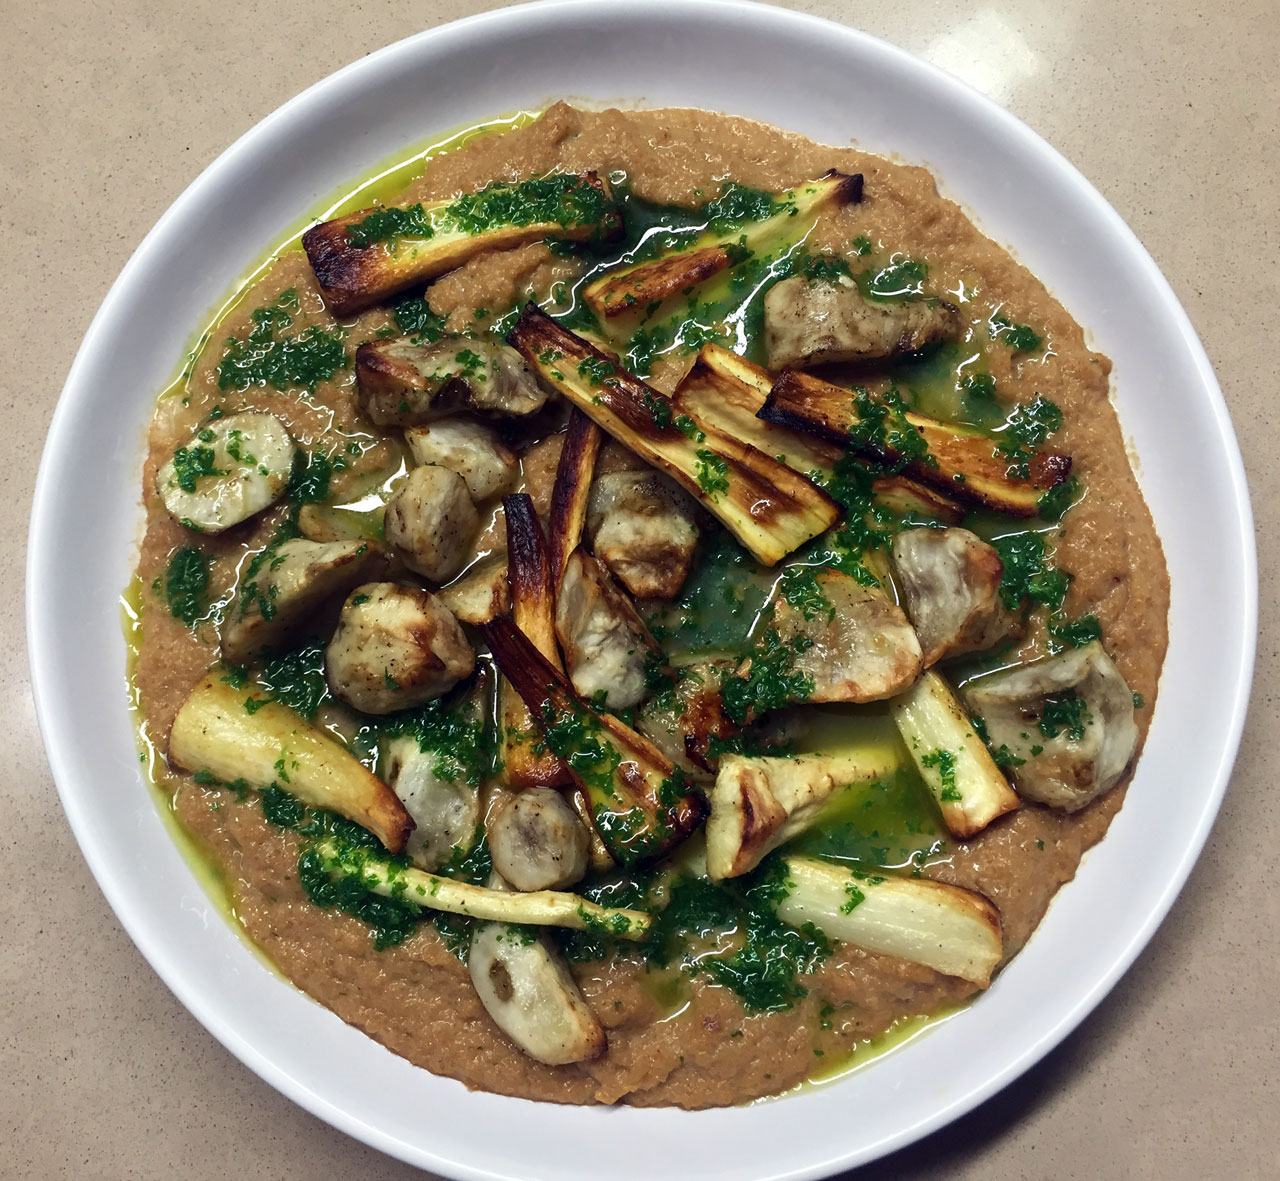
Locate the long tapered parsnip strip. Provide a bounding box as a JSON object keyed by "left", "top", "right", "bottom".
{"left": 547, "top": 408, "right": 603, "bottom": 585}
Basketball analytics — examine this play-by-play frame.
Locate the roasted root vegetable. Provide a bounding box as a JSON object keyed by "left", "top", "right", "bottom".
{"left": 311, "top": 836, "right": 652, "bottom": 936}
{"left": 355, "top": 338, "right": 548, "bottom": 427}
{"left": 221, "top": 537, "right": 388, "bottom": 666}
{"left": 438, "top": 554, "right": 509, "bottom": 625}
{"left": 582, "top": 170, "right": 863, "bottom": 320}
{"left": 383, "top": 735, "right": 480, "bottom": 871}
{"left": 889, "top": 670, "right": 1020, "bottom": 838}
{"left": 303, "top": 172, "right": 621, "bottom": 316}
{"left": 763, "top": 274, "right": 962, "bottom": 369}
{"left": 760, "top": 369, "right": 1071, "bottom": 516}
{"left": 384, "top": 464, "right": 482, "bottom": 583}
{"left": 548, "top": 408, "right": 603, "bottom": 584}
{"left": 636, "top": 661, "right": 738, "bottom": 780}
{"left": 962, "top": 642, "right": 1138, "bottom": 812}
{"left": 480, "top": 615, "right": 707, "bottom": 867}
{"left": 775, "top": 856, "right": 1003, "bottom": 986}
{"left": 870, "top": 475, "right": 965, "bottom": 526}
{"left": 488, "top": 788, "right": 592, "bottom": 891}
{"left": 405, "top": 418, "right": 518, "bottom": 502}
{"left": 156, "top": 411, "right": 297, "bottom": 534}
{"left": 508, "top": 305, "right": 839, "bottom": 565}
{"left": 706, "top": 751, "right": 898, "bottom": 880}
{"left": 169, "top": 673, "right": 413, "bottom": 853}
{"left": 586, "top": 469, "right": 700, "bottom": 599}
{"left": 469, "top": 917, "right": 606, "bottom": 1065}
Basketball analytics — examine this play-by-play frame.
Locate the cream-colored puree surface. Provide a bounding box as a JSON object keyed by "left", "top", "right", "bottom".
{"left": 133, "top": 104, "right": 1168, "bottom": 1108}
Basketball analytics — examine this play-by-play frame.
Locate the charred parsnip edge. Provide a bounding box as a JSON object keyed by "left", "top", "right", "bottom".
{"left": 890, "top": 670, "right": 1020, "bottom": 838}
{"left": 547, "top": 408, "right": 602, "bottom": 584}
{"left": 777, "top": 856, "right": 1003, "bottom": 986}
{"left": 508, "top": 305, "right": 839, "bottom": 565}
{"left": 583, "top": 170, "right": 864, "bottom": 319}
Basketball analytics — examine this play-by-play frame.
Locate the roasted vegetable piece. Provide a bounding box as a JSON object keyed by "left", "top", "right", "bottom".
{"left": 509, "top": 305, "right": 839, "bottom": 565}
{"left": 156, "top": 411, "right": 297, "bottom": 534}
{"left": 311, "top": 836, "right": 652, "bottom": 935}
{"left": 556, "top": 550, "right": 658, "bottom": 711}
{"left": 488, "top": 788, "right": 591, "bottom": 891}
{"left": 760, "top": 368, "right": 1071, "bottom": 516}
{"left": 355, "top": 338, "right": 548, "bottom": 426}
{"left": 586, "top": 469, "right": 700, "bottom": 599}
{"left": 764, "top": 274, "right": 962, "bottom": 369}
{"left": 170, "top": 673, "right": 413, "bottom": 853}
{"left": 303, "top": 172, "right": 621, "bottom": 316}
{"left": 405, "top": 417, "right": 518, "bottom": 502}
{"left": 869, "top": 475, "right": 965, "bottom": 526}
{"left": 636, "top": 660, "right": 737, "bottom": 781}
{"left": 384, "top": 464, "right": 482, "bottom": 583}
{"left": 383, "top": 734, "right": 480, "bottom": 871}
{"left": 548, "top": 408, "right": 603, "bottom": 584}
{"left": 583, "top": 170, "right": 863, "bottom": 320}
{"left": 480, "top": 615, "right": 707, "bottom": 867}
{"left": 706, "top": 751, "right": 898, "bottom": 880}
{"left": 438, "top": 554, "right": 509, "bottom": 625}
{"left": 962, "top": 642, "right": 1139, "bottom": 811}
{"left": 220, "top": 537, "right": 388, "bottom": 666}
{"left": 502, "top": 494, "right": 570, "bottom": 789}
{"left": 768, "top": 567, "right": 922, "bottom": 704}
{"left": 891, "top": 526, "right": 1021, "bottom": 666}
{"left": 890, "top": 670, "right": 1020, "bottom": 838}
{"left": 325, "top": 582, "right": 475, "bottom": 714}
{"left": 469, "top": 915, "right": 606, "bottom": 1065}
{"left": 775, "top": 856, "right": 1003, "bottom": 986}
{"left": 296, "top": 502, "right": 385, "bottom": 544}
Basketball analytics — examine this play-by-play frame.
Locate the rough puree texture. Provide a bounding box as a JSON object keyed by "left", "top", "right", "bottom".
{"left": 134, "top": 104, "right": 1168, "bottom": 1108}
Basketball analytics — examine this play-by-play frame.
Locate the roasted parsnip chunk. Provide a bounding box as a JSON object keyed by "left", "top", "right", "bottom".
{"left": 776, "top": 856, "right": 1003, "bottom": 986}
{"left": 706, "top": 751, "right": 898, "bottom": 880}
{"left": 383, "top": 735, "right": 480, "bottom": 871}
{"left": 481, "top": 616, "right": 707, "bottom": 867}
{"left": 170, "top": 673, "right": 413, "bottom": 853}
{"left": 890, "top": 670, "right": 1020, "bottom": 838}
{"left": 356, "top": 338, "right": 548, "bottom": 427}
{"left": 586, "top": 469, "right": 700, "bottom": 599}
{"left": 438, "top": 554, "right": 509, "bottom": 625}
{"left": 891, "top": 527, "right": 1021, "bottom": 666}
{"left": 405, "top": 417, "right": 518, "bottom": 502}
{"left": 548, "top": 408, "right": 603, "bottom": 584}
{"left": 870, "top": 475, "right": 965, "bottom": 526}
{"left": 488, "top": 788, "right": 591, "bottom": 892}
{"left": 384, "top": 464, "right": 482, "bottom": 583}
{"left": 469, "top": 917, "right": 606, "bottom": 1065}
{"left": 760, "top": 368, "right": 1071, "bottom": 516}
{"left": 556, "top": 550, "right": 657, "bottom": 711}
{"left": 325, "top": 582, "right": 475, "bottom": 714}
{"left": 583, "top": 170, "right": 863, "bottom": 319}
{"left": 303, "top": 172, "right": 621, "bottom": 316}
{"left": 764, "top": 274, "right": 962, "bottom": 369}
{"left": 296, "top": 502, "right": 385, "bottom": 544}
{"left": 509, "top": 305, "right": 838, "bottom": 565}
{"left": 221, "top": 537, "right": 388, "bottom": 666}
{"left": 963, "top": 642, "right": 1139, "bottom": 812}
{"left": 156, "top": 412, "right": 296, "bottom": 534}
{"left": 636, "top": 660, "right": 737, "bottom": 780}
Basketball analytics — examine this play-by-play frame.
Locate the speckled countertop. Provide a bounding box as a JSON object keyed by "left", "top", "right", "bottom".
{"left": 5, "top": 1, "right": 1275, "bottom": 1177}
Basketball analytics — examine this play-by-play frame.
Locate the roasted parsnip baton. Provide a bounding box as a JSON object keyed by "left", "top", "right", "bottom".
{"left": 760, "top": 368, "right": 1071, "bottom": 516}
{"left": 169, "top": 673, "right": 414, "bottom": 853}
{"left": 889, "top": 670, "right": 1020, "bottom": 839}
{"left": 303, "top": 172, "right": 622, "bottom": 316}
{"left": 582, "top": 170, "right": 863, "bottom": 319}
{"left": 480, "top": 615, "right": 707, "bottom": 867}
{"left": 311, "top": 838, "right": 652, "bottom": 937}
{"left": 508, "top": 305, "right": 840, "bottom": 565}
{"left": 547, "top": 408, "right": 603, "bottom": 584}
{"left": 869, "top": 474, "right": 965, "bottom": 526}
{"left": 776, "top": 856, "right": 1004, "bottom": 986}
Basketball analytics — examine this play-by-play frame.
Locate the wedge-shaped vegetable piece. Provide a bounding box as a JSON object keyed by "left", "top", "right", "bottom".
{"left": 636, "top": 660, "right": 737, "bottom": 780}
{"left": 311, "top": 836, "right": 652, "bottom": 936}
{"left": 488, "top": 788, "right": 591, "bottom": 891}
{"left": 356, "top": 338, "right": 548, "bottom": 426}
{"left": 384, "top": 464, "right": 482, "bottom": 583}
{"left": 963, "top": 642, "right": 1138, "bottom": 812}
{"left": 870, "top": 475, "right": 964, "bottom": 526}
{"left": 760, "top": 369, "right": 1071, "bottom": 516}
{"left": 582, "top": 170, "right": 863, "bottom": 320}
{"left": 480, "top": 616, "right": 707, "bottom": 867}
{"left": 303, "top": 172, "right": 622, "bottom": 316}
{"left": 569, "top": 787, "right": 616, "bottom": 873}
{"left": 890, "top": 670, "right": 1020, "bottom": 838}
{"left": 157, "top": 412, "right": 297, "bottom": 534}
{"left": 587, "top": 468, "right": 700, "bottom": 599}
{"left": 775, "top": 856, "right": 1003, "bottom": 986}
{"left": 548, "top": 408, "right": 603, "bottom": 584}
{"left": 469, "top": 916, "right": 606, "bottom": 1065}
{"left": 383, "top": 735, "right": 480, "bottom": 871}
{"left": 221, "top": 538, "right": 388, "bottom": 666}
{"left": 706, "top": 751, "right": 898, "bottom": 880}
{"left": 405, "top": 417, "right": 518, "bottom": 502}
{"left": 296, "top": 502, "right": 384, "bottom": 543}
{"left": 438, "top": 554, "right": 509, "bottom": 625}
{"left": 508, "top": 305, "right": 839, "bottom": 565}
{"left": 170, "top": 672, "right": 413, "bottom": 852}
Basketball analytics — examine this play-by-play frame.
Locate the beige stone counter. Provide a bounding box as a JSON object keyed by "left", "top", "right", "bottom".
{"left": 4, "top": 1, "right": 1274, "bottom": 1176}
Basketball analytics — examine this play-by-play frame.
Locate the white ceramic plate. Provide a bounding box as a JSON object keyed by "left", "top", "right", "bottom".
{"left": 28, "top": 2, "right": 1255, "bottom": 1177}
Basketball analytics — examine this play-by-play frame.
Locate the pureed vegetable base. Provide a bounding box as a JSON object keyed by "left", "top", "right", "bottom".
{"left": 127, "top": 103, "right": 1167, "bottom": 1107}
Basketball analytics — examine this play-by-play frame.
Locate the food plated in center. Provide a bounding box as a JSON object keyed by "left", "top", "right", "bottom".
{"left": 130, "top": 102, "right": 1168, "bottom": 1108}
